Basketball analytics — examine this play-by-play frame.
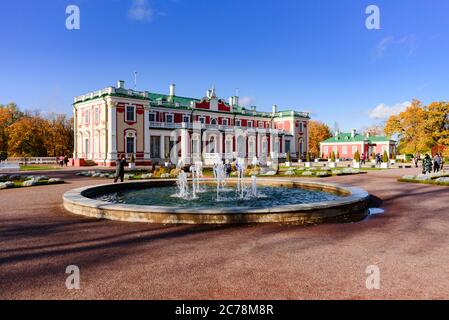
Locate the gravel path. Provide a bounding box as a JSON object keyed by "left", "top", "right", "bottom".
{"left": 1, "top": 168, "right": 448, "bottom": 299}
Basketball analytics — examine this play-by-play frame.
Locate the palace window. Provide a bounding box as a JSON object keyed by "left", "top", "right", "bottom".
{"left": 323, "top": 146, "right": 328, "bottom": 155}
{"left": 84, "top": 110, "right": 89, "bottom": 124}
{"left": 94, "top": 108, "right": 100, "bottom": 123}
{"left": 259, "top": 121, "right": 264, "bottom": 128}
{"left": 149, "top": 112, "right": 156, "bottom": 122}
{"left": 352, "top": 146, "right": 358, "bottom": 154}
{"left": 222, "top": 118, "right": 228, "bottom": 126}
{"left": 166, "top": 114, "right": 173, "bottom": 123}
{"left": 183, "top": 115, "right": 190, "bottom": 123}
{"left": 210, "top": 118, "right": 217, "bottom": 125}
{"left": 199, "top": 116, "right": 205, "bottom": 124}
{"left": 235, "top": 119, "right": 241, "bottom": 127}
{"left": 247, "top": 121, "right": 253, "bottom": 128}
{"left": 299, "top": 122, "right": 304, "bottom": 132}
{"left": 285, "top": 140, "right": 291, "bottom": 153}
{"left": 342, "top": 146, "right": 348, "bottom": 155}
{"left": 126, "top": 137, "right": 135, "bottom": 154}
{"left": 150, "top": 136, "right": 161, "bottom": 158}
{"left": 126, "top": 106, "right": 136, "bottom": 122}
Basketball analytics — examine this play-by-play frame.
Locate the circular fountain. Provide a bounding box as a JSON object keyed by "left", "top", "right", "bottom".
{"left": 63, "top": 163, "right": 370, "bottom": 224}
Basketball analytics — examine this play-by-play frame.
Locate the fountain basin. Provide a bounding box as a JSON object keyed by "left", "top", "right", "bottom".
{"left": 63, "top": 179, "right": 370, "bottom": 224}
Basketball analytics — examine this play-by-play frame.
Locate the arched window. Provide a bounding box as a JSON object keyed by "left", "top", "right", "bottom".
{"left": 299, "top": 138, "right": 304, "bottom": 156}
{"left": 237, "top": 136, "right": 245, "bottom": 157}
{"left": 209, "top": 136, "right": 216, "bottom": 153}
{"left": 125, "top": 130, "right": 136, "bottom": 155}
{"left": 210, "top": 118, "right": 217, "bottom": 125}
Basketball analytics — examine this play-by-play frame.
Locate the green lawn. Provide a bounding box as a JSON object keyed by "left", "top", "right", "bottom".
{"left": 20, "top": 165, "right": 61, "bottom": 171}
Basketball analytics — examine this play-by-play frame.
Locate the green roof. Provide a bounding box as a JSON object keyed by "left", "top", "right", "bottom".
{"left": 322, "top": 133, "right": 366, "bottom": 143}
{"left": 322, "top": 133, "right": 395, "bottom": 143}
{"left": 73, "top": 86, "right": 310, "bottom": 119}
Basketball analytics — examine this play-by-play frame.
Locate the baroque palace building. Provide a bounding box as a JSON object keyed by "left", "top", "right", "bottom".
{"left": 73, "top": 81, "right": 310, "bottom": 166}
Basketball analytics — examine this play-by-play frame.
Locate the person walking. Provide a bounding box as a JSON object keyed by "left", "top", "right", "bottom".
{"left": 361, "top": 153, "right": 366, "bottom": 165}
{"left": 423, "top": 154, "right": 433, "bottom": 174}
{"left": 64, "top": 155, "right": 69, "bottom": 167}
{"left": 413, "top": 153, "right": 420, "bottom": 168}
{"left": 114, "top": 155, "right": 127, "bottom": 183}
{"left": 433, "top": 153, "right": 441, "bottom": 173}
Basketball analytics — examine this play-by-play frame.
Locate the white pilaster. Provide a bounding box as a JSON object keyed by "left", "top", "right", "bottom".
{"left": 107, "top": 101, "right": 117, "bottom": 161}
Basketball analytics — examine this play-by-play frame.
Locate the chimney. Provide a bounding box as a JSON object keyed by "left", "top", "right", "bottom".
{"left": 229, "top": 97, "right": 233, "bottom": 106}
{"left": 117, "top": 80, "right": 125, "bottom": 89}
{"left": 335, "top": 130, "right": 340, "bottom": 137}
{"left": 251, "top": 106, "right": 257, "bottom": 111}
{"left": 351, "top": 128, "right": 357, "bottom": 138}
{"left": 365, "top": 131, "right": 370, "bottom": 138}
{"left": 207, "top": 89, "right": 212, "bottom": 99}
{"left": 272, "top": 105, "right": 278, "bottom": 114}
{"left": 169, "top": 84, "right": 176, "bottom": 97}
{"left": 233, "top": 96, "right": 239, "bottom": 106}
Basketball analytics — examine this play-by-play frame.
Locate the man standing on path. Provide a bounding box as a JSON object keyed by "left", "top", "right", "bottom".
{"left": 114, "top": 155, "right": 127, "bottom": 183}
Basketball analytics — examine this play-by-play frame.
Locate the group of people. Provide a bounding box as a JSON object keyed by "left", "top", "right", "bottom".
{"left": 422, "top": 153, "right": 444, "bottom": 174}
{"left": 57, "top": 155, "right": 69, "bottom": 167}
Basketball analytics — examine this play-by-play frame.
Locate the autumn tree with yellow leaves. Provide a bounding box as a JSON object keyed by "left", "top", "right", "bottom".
{"left": 0, "top": 102, "right": 74, "bottom": 159}
{"left": 308, "top": 120, "right": 332, "bottom": 158}
{"left": 384, "top": 99, "right": 449, "bottom": 157}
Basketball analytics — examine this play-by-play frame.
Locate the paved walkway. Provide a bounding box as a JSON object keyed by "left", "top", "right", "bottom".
{"left": 1, "top": 168, "right": 448, "bottom": 299}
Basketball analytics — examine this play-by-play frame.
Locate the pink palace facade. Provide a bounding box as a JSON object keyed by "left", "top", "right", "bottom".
{"left": 73, "top": 81, "right": 310, "bottom": 166}
{"left": 320, "top": 129, "right": 397, "bottom": 160}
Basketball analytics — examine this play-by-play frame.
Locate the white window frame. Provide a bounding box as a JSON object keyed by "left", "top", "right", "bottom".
{"left": 165, "top": 113, "right": 174, "bottom": 123}
{"left": 247, "top": 120, "right": 253, "bottom": 128}
{"left": 199, "top": 116, "right": 205, "bottom": 124}
{"left": 182, "top": 114, "right": 190, "bottom": 123}
{"left": 210, "top": 117, "right": 217, "bottom": 125}
{"left": 342, "top": 146, "right": 348, "bottom": 155}
{"left": 235, "top": 119, "right": 241, "bottom": 127}
{"left": 222, "top": 118, "right": 229, "bottom": 126}
{"left": 125, "top": 105, "right": 136, "bottom": 122}
{"left": 94, "top": 107, "right": 100, "bottom": 123}
{"left": 149, "top": 111, "right": 156, "bottom": 122}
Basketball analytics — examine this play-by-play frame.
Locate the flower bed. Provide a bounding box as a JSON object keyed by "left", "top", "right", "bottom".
{"left": 0, "top": 174, "right": 64, "bottom": 190}
{"left": 398, "top": 171, "right": 449, "bottom": 186}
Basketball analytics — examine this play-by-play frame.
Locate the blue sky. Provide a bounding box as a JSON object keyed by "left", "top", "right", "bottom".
{"left": 1, "top": 0, "right": 448, "bottom": 131}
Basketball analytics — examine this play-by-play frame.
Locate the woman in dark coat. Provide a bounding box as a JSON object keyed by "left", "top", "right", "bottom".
{"left": 114, "top": 155, "right": 127, "bottom": 183}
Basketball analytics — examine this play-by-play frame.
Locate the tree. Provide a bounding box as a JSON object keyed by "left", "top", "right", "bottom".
{"left": 0, "top": 102, "right": 23, "bottom": 152}
{"left": 308, "top": 120, "right": 332, "bottom": 157}
{"left": 354, "top": 150, "right": 360, "bottom": 162}
{"left": 44, "top": 113, "right": 74, "bottom": 157}
{"left": 6, "top": 115, "right": 48, "bottom": 158}
{"left": 382, "top": 150, "right": 389, "bottom": 163}
{"left": 331, "top": 151, "right": 336, "bottom": 162}
{"left": 424, "top": 102, "right": 449, "bottom": 157}
{"left": 384, "top": 99, "right": 432, "bottom": 154}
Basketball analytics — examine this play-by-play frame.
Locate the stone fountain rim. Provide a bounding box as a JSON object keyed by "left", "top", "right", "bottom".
{"left": 63, "top": 178, "right": 370, "bottom": 224}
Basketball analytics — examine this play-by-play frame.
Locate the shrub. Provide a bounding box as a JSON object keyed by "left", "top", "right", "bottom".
{"left": 0, "top": 151, "right": 7, "bottom": 162}
{"left": 336, "top": 151, "right": 340, "bottom": 160}
{"left": 286, "top": 152, "right": 291, "bottom": 162}
{"left": 331, "top": 151, "right": 336, "bottom": 162}
{"left": 306, "top": 152, "right": 310, "bottom": 162}
{"left": 354, "top": 150, "right": 360, "bottom": 162}
{"left": 382, "top": 150, "right": 389, "bottom": 163}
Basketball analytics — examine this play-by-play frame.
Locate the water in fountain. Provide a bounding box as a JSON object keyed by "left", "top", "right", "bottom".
{"left": 213, "top": 159, "right": 227, "bottom": 201}
{"left": 236, "top": 158, "right": 246, "bottom": 199}
{"left": 174, "top": 171, "right": 190, "bottom": 199}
